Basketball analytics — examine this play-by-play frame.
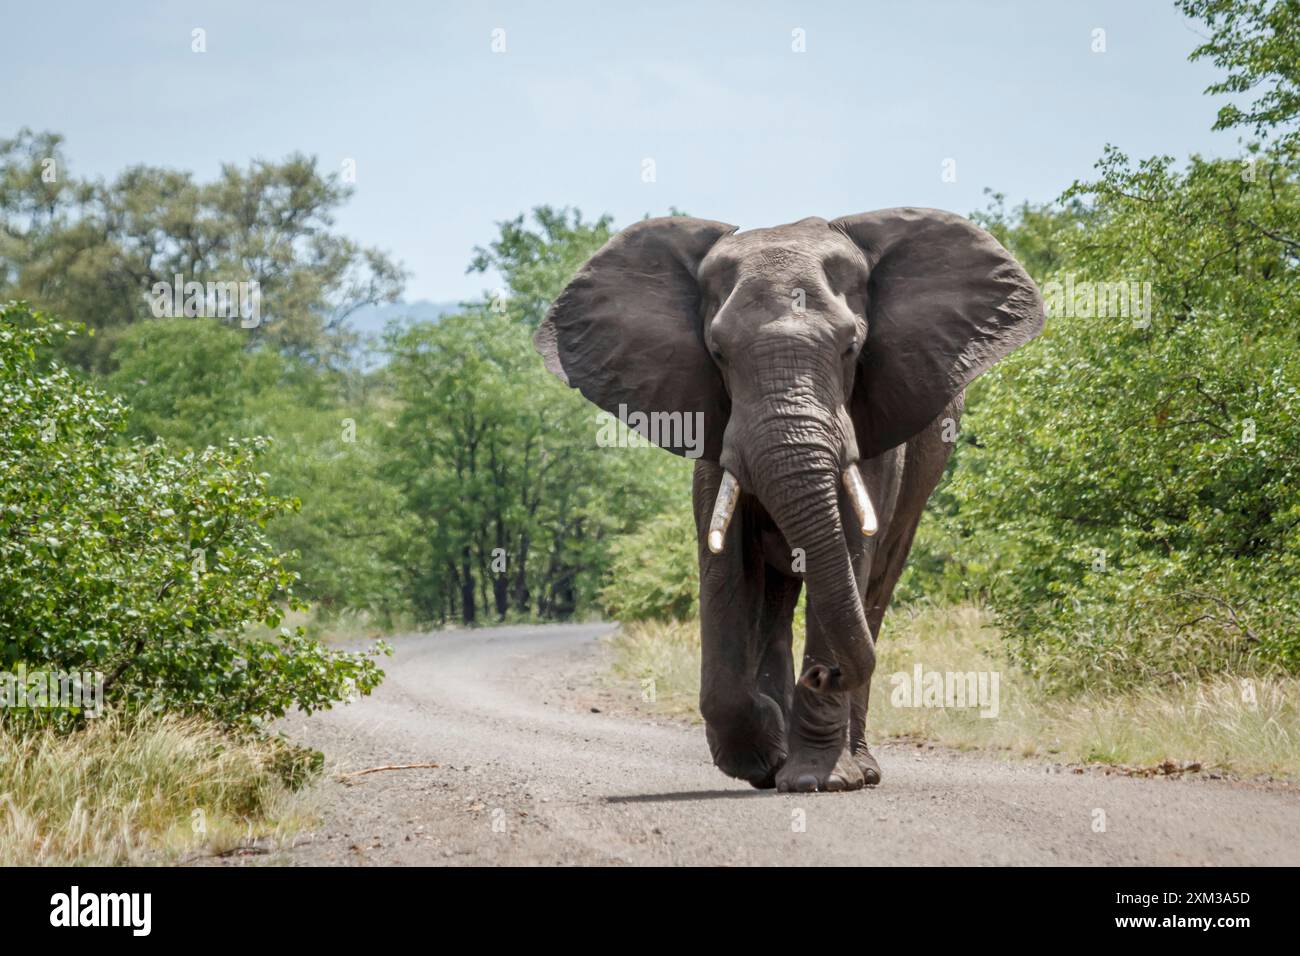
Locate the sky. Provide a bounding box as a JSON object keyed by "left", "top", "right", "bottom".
{"left": 3, "top": 0, "right": 1240, "bottom": 302}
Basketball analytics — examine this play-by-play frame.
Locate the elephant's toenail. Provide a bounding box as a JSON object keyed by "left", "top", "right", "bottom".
{"left": 863, "top": 768, "right": 881, "bottom": 786}
{"left": 795, "top": 774, "right": 819, "bottom": 792}
{"left": 826, "top": 774, "right": 846, "bottom": 791}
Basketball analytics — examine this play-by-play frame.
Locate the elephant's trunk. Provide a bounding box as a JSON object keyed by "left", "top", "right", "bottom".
{"left": 734, "top": 412, "right": 875, "bottom": 694}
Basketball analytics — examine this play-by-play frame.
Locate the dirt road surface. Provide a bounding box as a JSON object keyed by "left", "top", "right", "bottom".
{"left": 271, "top": 623, "right": 1300, "bottom": 866}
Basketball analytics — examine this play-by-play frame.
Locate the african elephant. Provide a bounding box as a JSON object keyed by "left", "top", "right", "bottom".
{"left": 535, "top": 210, "right": 1043, "bottom": 792}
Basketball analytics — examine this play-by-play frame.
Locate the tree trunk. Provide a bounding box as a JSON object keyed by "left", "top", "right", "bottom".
{"left": 460, "top": 546, "right": 476, "bottom": 625}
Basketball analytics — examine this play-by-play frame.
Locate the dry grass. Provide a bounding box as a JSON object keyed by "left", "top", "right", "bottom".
{"left": 608, "top": 619, "right": 705, "bottom": 717}
{"left": 608, "top": 604, "right": 1300, "bottom": 779}
{"left": 0, "top": 711, "right": 316, "bottom": 865}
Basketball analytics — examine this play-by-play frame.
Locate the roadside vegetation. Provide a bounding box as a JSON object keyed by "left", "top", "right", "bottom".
{"left": 0, "top": 306, "right": 371, "bottom": 859}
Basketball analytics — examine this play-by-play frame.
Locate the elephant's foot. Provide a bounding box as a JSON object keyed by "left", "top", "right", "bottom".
{"left": 776, "top": 742, "right": 864, "bottom": 792}
{"left": 775, "top": 686, "right": 862, "bottom": 792}
{"left": 853, "top": 741, "right": 883, "bottom": 786}
{"left": 704, "top": 691, "right": 787, "bottom": 789}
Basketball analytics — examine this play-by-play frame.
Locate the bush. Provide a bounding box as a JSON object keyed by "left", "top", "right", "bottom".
{"left": 600, "top": 508, "right": 698, "bottom": 622}
{"left": 0, "top": 303, "right": 387, "bottom": 728}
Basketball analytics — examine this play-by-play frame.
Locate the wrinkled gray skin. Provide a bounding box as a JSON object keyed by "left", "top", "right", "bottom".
{"left": 536, "top": 210, "right": 1044, "bottom": 792}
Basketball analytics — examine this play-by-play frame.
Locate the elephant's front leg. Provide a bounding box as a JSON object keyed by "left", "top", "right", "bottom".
{"left": 695, "top": 463, "right": 797, "bottom": 789}
{"left": 776, "top": 483, "right": 885, "bottom": 793}
{"left": 848, "top": 581, "right": 890, "bottom": 787}
{"left": 777, "top": 612, "right": 865, "bottom": 793}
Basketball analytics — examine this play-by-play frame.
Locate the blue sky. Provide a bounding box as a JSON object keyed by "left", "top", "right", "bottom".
{"left": 4, "top": 1, "right": 1239, "bottom": 301}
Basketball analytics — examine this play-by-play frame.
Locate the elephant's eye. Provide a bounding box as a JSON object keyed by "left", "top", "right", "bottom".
{"left": 842, "top": 342, "right": 857, "bottom": 359}
{"left": 710, "top": 348, "right": 726, "bottom": 365}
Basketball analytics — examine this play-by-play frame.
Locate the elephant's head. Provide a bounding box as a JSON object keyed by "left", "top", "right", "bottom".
{"left": 535, "top": 209, "right": 1043, "bottom": 693}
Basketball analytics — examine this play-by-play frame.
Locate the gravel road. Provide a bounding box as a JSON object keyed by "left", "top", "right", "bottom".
{"left": 272, "top": 623, "right": 1300, "bottom": 866}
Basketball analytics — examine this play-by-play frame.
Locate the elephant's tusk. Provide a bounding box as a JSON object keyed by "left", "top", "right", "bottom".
{"left": 707, "top": 470, "right": 741, "bottom": 554}
{"left": 842, "top": 465, "right": 878, "bottom": 537}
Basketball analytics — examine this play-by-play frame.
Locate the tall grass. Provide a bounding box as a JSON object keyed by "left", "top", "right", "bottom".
{"left": 0, "top": 712, "right": 315, "bottom": 865}
{"left": 608, "top": 604, "right": 1300, "bottom": 779}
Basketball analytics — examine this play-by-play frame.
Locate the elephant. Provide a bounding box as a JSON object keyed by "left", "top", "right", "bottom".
{"left": 535, "top": 209, "right": 1044, "bottom": 792}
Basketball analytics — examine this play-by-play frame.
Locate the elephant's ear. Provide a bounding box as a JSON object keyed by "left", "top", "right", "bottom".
{"left": 534, "top": 216, "right": 737, "bottom": 461}
{"left": 832, "top": 208, "right": 1045, "bottom": 458}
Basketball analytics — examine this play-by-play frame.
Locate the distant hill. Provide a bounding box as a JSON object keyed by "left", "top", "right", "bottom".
{"left": 343, "top": 299, "right": 464, "bottom": 337}
{"left": 343, "top": 299, "right": 465, "bottom": 369}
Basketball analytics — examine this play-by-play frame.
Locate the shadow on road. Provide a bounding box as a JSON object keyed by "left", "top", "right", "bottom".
{"left": 605, "top": 789, "right": 770, "bottom": 804}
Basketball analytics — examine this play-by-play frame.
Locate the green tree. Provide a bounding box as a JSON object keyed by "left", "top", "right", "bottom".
{"left": 378, "top": 207, "right": 690, "bottom": 626}
{"left": 0, "top": 130, "right": 406, "bottom": 369}
{"left": 105, "top": 317, "right": 404, "bottom": 614}
{"left": 383, "top": 308, "right": 689, "bottom": 625}
{"left": 105, "top": 317, "right": 285, "bottom": 448}
{"left": 1180, "top": 0, "right": 1300, "bottom": 139}
{"left": 468, "top": 207, "right": 614, "bottom": 327}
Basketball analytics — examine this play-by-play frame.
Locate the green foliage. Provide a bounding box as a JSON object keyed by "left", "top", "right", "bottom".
{"left": 254, "top": 394, "right": 405, "bottom": 616}
{"left": 106, "top": 317, "right": 286, "bottom": 448}
{"left": 946, "top": 148, "right": 1300, "bottom": 690}
{"left": 970, "top": 190, "right": 1095, "bottom": 277}
{"left": 899, "top": 194, "right": 1101, "bottom": 606}
{"left": 1179, "top": 0, "right": 1300, "bottom": 138}
{"left": 0, "top": 303, "right": 387, "bottom": 728}
{"left": 600, "top": 508, "right": 698, "bottom": 622}
{"left": 44, "top": 198, "right": 687, "bottom": 629}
